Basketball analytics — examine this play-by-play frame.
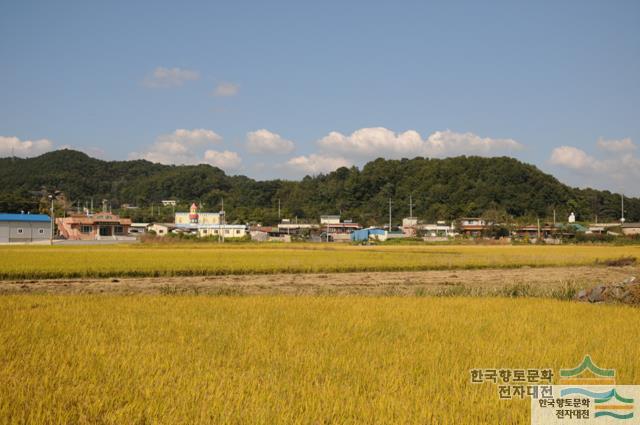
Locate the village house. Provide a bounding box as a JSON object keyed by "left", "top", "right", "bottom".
{"left": 0, "top": 213, "right": 52, "bottom": 243}
{"left": 175, "top": 203, "right": 223, "bottom": 226}
{"left": 622, "top": 222, "right": 640, "bottom": 236}
{"left": 401, "top": 217, "right": 418, "bottom": 236}
{"left": 174, "top": 203, "right": 247, "bottom": 239}
{"left": 197, "top": 224, "right": 247, "bottom": 239}
{"left": 148, "top": 223, "right": 176, "bottom": 236}
{"left": 323, "top": 221, "right": 361, "bottom": 241}
{"left": 318, "top": 215, "right": 361, "bottom": 241}
{"left": 250, "top": 226, "right": 291, "bottom": 242}
{"left": 419, "top": 222, "right": 456, "bottom": 240}
{"left": 277, "top": 219, "right": 316, "bottom": 235}
{"left": 513, "top": 224, "right": 555, "bottom": 239}
{"left": 458, "top": 218, "right": 490, "bottom": 237}
{"left": 129, "top": 222, "right": 150, "bottom": 235}
{"left": 57, "top": 211, "right": 132, "bottom": 240}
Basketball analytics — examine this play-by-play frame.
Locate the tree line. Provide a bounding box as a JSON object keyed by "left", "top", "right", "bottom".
{"left": 0, "top": 149, "right": 636, "bottom": 225}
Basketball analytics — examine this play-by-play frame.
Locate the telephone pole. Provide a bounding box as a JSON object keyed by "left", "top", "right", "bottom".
{"left": 621, "top": 193, "right": 625, "bottom": 224}
{"left": 409, "top": 194, "right": 413, "bottom": 218}
{"left": 388, "top": 199, "right": 392, "bottom": 230}
{"left": 49, "top": 195, "right": 54, "bottom": 245}
{"left": 221, "top": 197, "right": 225, "bottom": 243}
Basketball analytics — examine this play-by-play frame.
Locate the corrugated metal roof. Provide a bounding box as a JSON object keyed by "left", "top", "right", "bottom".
{"left": 0, "top": 213, "right": 51, "bottom": 223}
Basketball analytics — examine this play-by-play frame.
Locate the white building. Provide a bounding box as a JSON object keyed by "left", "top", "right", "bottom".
{"left": 320, "top": 215, "right": 341, "bottom": 225}
{"left": 129, "top": 223, "right": 149, "bottom": 235}
{"left": 197, "top": 224, "right": 247, "bottom": 239}
{"left": 419, "top": 222, "right": 456, "bottom": 238}
{"left": 175, "top": 203, "right": 223, "bottom": 227}
{"left": 148, "top": 223, "right": 176, "bottom": 236}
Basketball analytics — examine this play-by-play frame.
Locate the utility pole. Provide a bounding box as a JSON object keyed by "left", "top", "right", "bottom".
{"left": 49, "top": 195, "right": 54, "bottom": 245}
{"left": 409, "top": 194, "right": 413, "bottom": 218}
{"left": 221, "top": 197, "right": 225, "bottom": 243}
{"left": 278, "top": 199, "right": 281, "bottom": 221}
{"left": 553, "top": 209, "right": 556, "bottom": 226}
{"left": 537, "top": 217, "right": 541, "bottom": 240}
{"left": 621, "top": 193, "right": 625, "bottom": 224}
{"left": 388, "top": 199, "right": 392, "bottom": 230}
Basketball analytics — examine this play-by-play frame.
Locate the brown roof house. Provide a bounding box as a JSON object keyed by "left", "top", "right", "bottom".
{"left": 57, "top": 212, "right": 132, "bottom": 241}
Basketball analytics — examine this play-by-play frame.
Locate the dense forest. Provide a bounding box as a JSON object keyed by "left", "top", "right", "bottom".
{"left": 0, "top": 149, "right": 636, "bottom": 226}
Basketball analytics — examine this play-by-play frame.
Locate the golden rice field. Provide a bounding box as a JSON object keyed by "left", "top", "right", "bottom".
{"left": 1, "top": 295, "right": 639, "bottom": 424}
{"left": 0, "top": 243, "right": 638, "bottom": 279}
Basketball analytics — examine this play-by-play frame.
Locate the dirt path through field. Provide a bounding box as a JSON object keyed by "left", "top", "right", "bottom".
{"left": 1, "top": 265, "right": 637, "bottom": 296}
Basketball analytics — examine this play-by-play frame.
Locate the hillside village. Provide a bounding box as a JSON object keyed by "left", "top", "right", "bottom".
{"left": 2, "top": 197, "right": 638, "bottom": 244}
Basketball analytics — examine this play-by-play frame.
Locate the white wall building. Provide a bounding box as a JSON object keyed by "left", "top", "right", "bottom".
{"left": 197, "top": 224, "right": 247, "bottom": 239}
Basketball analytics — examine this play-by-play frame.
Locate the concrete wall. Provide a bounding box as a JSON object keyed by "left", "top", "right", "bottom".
{"left": 0, "top": 221, "right": 51, "bottom": 243}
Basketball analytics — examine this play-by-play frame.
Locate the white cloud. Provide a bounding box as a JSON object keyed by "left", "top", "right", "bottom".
{"left": 214, "top": 82, "right": 240, "bottom": 97}
{"left": 157, "top": 128, "right": 222, "bottom": 146}
{"left": 246, "top": 129, "right": 295, "bottom": 154}
{"left": 316, "top": 127, "right": 522, "bottom": 159}
{"left": 0, "top": 136, "right": 53, "bottom": 157}
{"left": 424, "top": 130, "right": 523, "bottom": 156}
{"left": 143, "top": 67, "right": 200, "bottom": 88}
{"left": 549, "top": 146, "right": 600, "bottom": 171}
{"left": 549, "top": 139, "right": 640, "bottom": 195}
{"left": 285, "top": 154, "right": 352, "bottom": 175}
{"left": 130, "top": 128, "right": 240, "bottom": 170}
{"left": 318, "top": 128, "right": 424, "bottom": 158}
{"left": 204, "top": 149, "right": 242, "bottom": 170}
{"left": 597, "top": 137, "right": 636, "bottom": 153}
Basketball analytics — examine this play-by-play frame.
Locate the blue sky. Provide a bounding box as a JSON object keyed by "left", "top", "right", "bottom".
{"left": 1, "top": 0, "right": 639, "bottom": 194}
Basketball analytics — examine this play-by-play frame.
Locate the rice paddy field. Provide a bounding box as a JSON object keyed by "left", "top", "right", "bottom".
{"left": 0, "top": 296, "right": 639, "bottom": 424}
{"left": 0, "top": 243, "right": 638, "bottom": 279}
{"left": 1, "top": 244, "right": 638, "bottom": 424}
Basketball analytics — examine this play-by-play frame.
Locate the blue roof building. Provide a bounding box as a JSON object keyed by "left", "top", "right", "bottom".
{"left": 0, "top": 213, "right": 51, "bottom": 223}
{"left": 0, "top": 213, "right": 52, "bottom": 243}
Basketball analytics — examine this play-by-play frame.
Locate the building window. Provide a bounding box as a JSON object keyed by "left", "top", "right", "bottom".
{"left": 225, "top": 229, "right": 230, "bottom": 235}
{"left": 115, "top": 226, "right": 124, "bottom": 234}
{"left": 39, "top": 229, "right": 45, "bottom": 234}
{"left": 81, "top": 225, "right": 92, "bottom": 233}
{"left": 17, "top": 228, "right": 24, "bottom": 234}
{"left": 236, "top": 230, "right": 241, "bottom": 235}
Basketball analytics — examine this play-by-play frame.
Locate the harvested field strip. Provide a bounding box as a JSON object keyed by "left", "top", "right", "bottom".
{"left": 1, "top": 266, "right": 637, "bottom": 297}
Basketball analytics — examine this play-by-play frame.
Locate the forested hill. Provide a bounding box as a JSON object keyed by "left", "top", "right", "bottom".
{"left": 0, "top": 149, "right": 636, "bottom": 225}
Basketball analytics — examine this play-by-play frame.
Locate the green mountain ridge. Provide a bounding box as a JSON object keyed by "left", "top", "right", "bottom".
{"left": 0, "top": 149, "right": 636, "bottom": 225}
